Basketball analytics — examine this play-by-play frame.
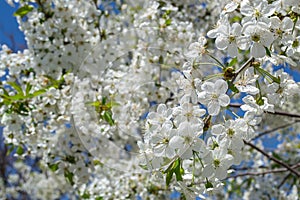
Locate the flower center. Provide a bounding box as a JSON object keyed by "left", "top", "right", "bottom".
{"left": 211, "top": 93, "right": 218, "bottom": 99}
{"left": 252, "top": 34, "right": 260, "bottom": 42}
{"left": 292, "top": 40, "right": 299, "bottom": 48}
{"left": 214, "top": 159, "right": 220, "bottom": 168}
{"left": 227, "top": 128, "right": 235, "bottom": 137}
{"left": 229, "top": 35, "right": 236, "bottom": 43}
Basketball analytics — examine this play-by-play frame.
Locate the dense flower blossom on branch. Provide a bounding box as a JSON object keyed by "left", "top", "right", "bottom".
{"left": 0, "top": 0, "right": 300, "bottom": 199}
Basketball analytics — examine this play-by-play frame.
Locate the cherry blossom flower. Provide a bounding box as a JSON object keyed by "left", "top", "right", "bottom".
{"left": 172, "top": 95, "right": 206, "bottom": 126}
{"left": 203, "top": 148, "right": 234, "bottom": 179}
{"left": 185, "top": 36, "right": 207, "bottom": 59}
{"left": 169, "top": 121, "right": 205, "bottom": 159}
{"left": 234, "top": 68, "right": 259, "bottom": 95}
{"left": 198, "top": 79, "right": 230, "bottom": 116}
{"left": 208, "top": 20, "right": 243, "bottom": 57}
{"left": 240, "top": 21, "right": 275, "bottom": 58}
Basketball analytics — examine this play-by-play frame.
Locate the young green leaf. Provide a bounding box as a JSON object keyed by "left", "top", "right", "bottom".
{"left": 25, "top": 83, "right": 32, "bottom": 96}
{"left": 16, "top": 145, "right": 24, "bottom": 155}
{"left": 14, "top": 5, "right": 34, "bottom": 18}
{"left": 64, "top": 170, "right": 74, "bottom": 185}
{"left": 48, "top": 163, "right": 59, "bottom": 172}
{"left": 265, "top": 47, "right": 272, "bottom": 57}
{"left": 7, "top": 82, "right": 24, "bottom": 96}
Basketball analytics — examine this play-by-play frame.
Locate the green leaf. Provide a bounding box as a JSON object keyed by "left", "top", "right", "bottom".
{"left": 164, "top": 158, "right": 183, "bottom": 187}
{"left": 14, "top": 5, "right": 34, "bottom": 18}
{"left": 159, "top": 55, "right": 164, "bottom": 64}
{"left": 101, "top": 97, "right": 107, "bottom": 105}
{"left": 165, "top": 18, "right": 172, "bottom": 26}
{"left": 43, "top": 75, "right": 65, "bottom": 89}
{"left": 64, "top": 170, "right": 74, "bottom": 185}
{"left": 272, "top": 152, "right": 283, "bottom": 161}
{"left": 254, "top": 66, "right": 280, "bottom": 84}
{"left": 265, "top": 46, "right": 272, "bottom": 57}
{"left": 93, "top": 160, "right": 103, "bottom": 167}
{"left": 2, "top": 93, "right": 26, "bottom": 101}
{"left": 25, "top": 83, "right": 32, "bottom": 96}
{"left": 7, "top": 82, "right": 24, "bottom": 96}
{"left": 103, "top": 111, "right": 114, "bottom": 126}
{"left": 95, "top": 197, "right": 103, "bottom": 200}
{"left": 227, "top": 80, "right": 239, "bottom": 93}
{"left": 256, "top": 96, "right": 264, "bottom": 106}
{"left": 230, "top": 16, "right": 241, "bottom": 23}
{"left": 48, "top": 163, "right": 59, "bottom": 172}
{"left": 31, "top": 89, "right": 47, "bottom": 97}
{"left": 81, "top": 192, "right": 90, "bottom": 199}
{"left": 16, "top": 145, "right": 24, "bottom": 155}
{"left": 205, "top": 180, "right": 214, "bottom": 189}
{"left": 106, "top": 101, "right": 119, "bottom": 108}
{"left": 174, "top": 159, "right": 183, "bottom": 182}
{"left": 165, "top": 169, "right": 174, "bottom": 187}
{"left": 65, "top": 155, "right": 76, "bottom": 164}
{"left": 228, "top": 57, "right": 238, "bottom": 67}
{"left": 87, "top": 101, "right": 101, "bottom": 107}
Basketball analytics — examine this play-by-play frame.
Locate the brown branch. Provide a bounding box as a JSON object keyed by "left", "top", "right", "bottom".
{"left": 252, "top": 120, "right": 300, "bottom": 141}
{"left": 243, "top": 140, "right": 300, "bottom": 177}
{"left": 229, "top": 103, "right": 300, "bottom": 118}
{"left": 226, "top": 163, "right": 300, "bottom": 179}
{"left": 277, "top": 172, "right": 292, "bottom": 189}
{"left": 231, "top": 57, "right": 254, "bottom": 82}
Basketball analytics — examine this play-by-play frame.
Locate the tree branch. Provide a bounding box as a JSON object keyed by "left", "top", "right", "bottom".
{"left": 277, "top": 172, "right": 292, "bottom": 189}
{"left": 229, "top": 104, "right": 300, "bottom": 118}
{"left": 226, "top": 163, "right": 300, "bottom": 179}
{"left": 252, "top": 120, "right": 300, "bottom": 141}
{"left": 243, "top": 140, "right": 300, "bottom": 177}
{"left": 231, "top": 57, "right": 254, "bottom": 82}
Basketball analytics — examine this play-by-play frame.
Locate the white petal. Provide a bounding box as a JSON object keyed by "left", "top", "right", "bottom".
{"left": 169, "top": 136, "right": 184, "bottom": 149}
{"left": 201, "top": 81, "right": 215, "bottom": 92}
{"left": 282, "top": 17, "right": 294, "bottom": 31}
{"left": 240, "top": 5, "right": 253, "bottom": 16}
{"left": 165, "top": 146, "right": 176, "bottom": 158}
{"left": 215, "top": 167, "right": 228, "bottom": 179}
{"left": 218, "top": 94, "right": 230, "bottom": 106}
{"left": 251, "top": 43, "right": 265, "bottom": 58}
{"left": 215, "top": 79, "right": 228, "bottom": 94}
{"left": 202, "top": 165, "right": 214, "bottom": 178}
{"left": 237, "top": 36, "right": 251, "bottom": 50}
{"left": 198, "top": 91, "right": 209, "bottom": 104}
{"left": 231, "top": 23, "right": 242, "bottom": 36}
{"left": 157, "top": 104, "right": 167, "bottom": 114}
{"left": 208, "top": 101, "right": 220, "bottom": 116}
{"left": 207, "top": 28, "right": 219, "bottom": 38}
{"left": 216, "top": 36, "right": 229, "bottom": 50}
{"left": 227, "top": 43, "right": 238, "bottom": 57}
{"left": 211, "top": 124, "right": 225, "bottom": 135}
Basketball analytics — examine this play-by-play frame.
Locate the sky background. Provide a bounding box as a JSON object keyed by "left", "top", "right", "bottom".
{"left": 0, "top": 1, "right": 27, "bottom": 52}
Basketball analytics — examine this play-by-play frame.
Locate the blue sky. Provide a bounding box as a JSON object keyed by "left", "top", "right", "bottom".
{"left": 0, "top": 1, "right": 26, "bottom": 52}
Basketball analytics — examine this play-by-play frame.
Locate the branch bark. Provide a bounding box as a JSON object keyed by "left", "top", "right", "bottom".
{"left": 227, "top": 163, "right": 300, "bottom": 179}
{"left": 252, "top": 120, "right": 300, "bottom": 140}
{"left": 229, "top": 103, "right": 300, "bottom": 118}
{"left": 243, "top": 140, "right": 300, "bottom": 177}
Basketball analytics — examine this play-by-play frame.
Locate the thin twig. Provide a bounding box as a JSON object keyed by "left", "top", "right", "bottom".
{"left": 226, "top": 163, "right": 300, "bottom": 179}
{"left": 230, "top": 165, "right": 269, "bottom": 171}
{"left": 252, "top": 120, "right": 300, "bottom": 141}
{"left": 277, "top": 172, "right": 292, "bottom": 189}
{"left": 243, "top": 140, "right": 300, "bottom": 177}
{"left": 229, "top": 104, "right": 300, "bottom": 118}
{"left": 231, "top": 57, "right": 254, "bottom": 82}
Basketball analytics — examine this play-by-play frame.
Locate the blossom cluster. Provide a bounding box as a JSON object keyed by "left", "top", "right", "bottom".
{"left": 0, "top": 0, "right": 300, "bottom": 199}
